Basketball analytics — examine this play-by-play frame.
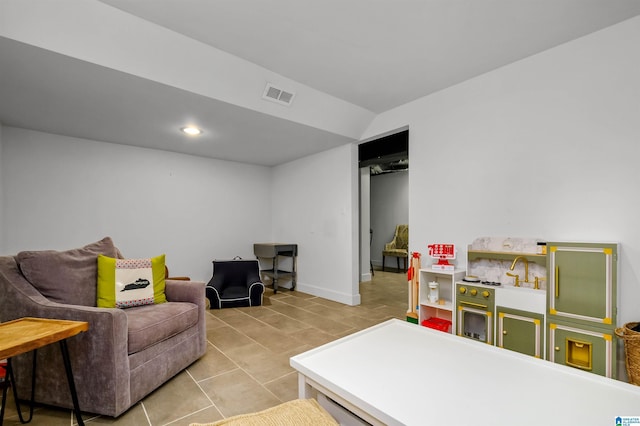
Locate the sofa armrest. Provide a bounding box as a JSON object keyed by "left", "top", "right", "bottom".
{"left": 165, "top": 279, "right": 207, "bottom": 356}
{"left": 0, "top": 263, "right": 132, "bottom": 414}
{"left": 165, "top": 279, "right": 205, "bottom": 304}
{"left": 40, "top": 303, "right": 131, "bottom": 404}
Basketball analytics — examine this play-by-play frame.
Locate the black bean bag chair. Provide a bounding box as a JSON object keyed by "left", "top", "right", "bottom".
{"left": 206, "top": 258, "right": 265, "bottom": 309}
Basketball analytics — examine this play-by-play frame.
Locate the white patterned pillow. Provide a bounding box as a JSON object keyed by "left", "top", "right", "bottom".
{"left": 97, "top": 254, "right": 167, "bottom": 308}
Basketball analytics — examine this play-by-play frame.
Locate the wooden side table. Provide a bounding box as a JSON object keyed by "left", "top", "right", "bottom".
{"left": 0, "top": 317, "right": 88, "bottom": 426}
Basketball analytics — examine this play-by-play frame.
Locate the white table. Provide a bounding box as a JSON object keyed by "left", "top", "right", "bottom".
{"left": 290, "top": 319, "right": 640, "bottom": 425}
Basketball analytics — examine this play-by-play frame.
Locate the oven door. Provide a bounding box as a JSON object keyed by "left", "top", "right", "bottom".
{"left": 457, "top": 301, "right": 493, "bottom": 344}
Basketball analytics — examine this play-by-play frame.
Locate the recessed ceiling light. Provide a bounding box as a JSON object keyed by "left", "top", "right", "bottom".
{"left": 181, "top": 126, "right": 202, "bottom": 136}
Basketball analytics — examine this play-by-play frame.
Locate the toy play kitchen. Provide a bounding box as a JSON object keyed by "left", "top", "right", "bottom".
{"left": 415, "top": 237, "right": 621, "bottom": 380}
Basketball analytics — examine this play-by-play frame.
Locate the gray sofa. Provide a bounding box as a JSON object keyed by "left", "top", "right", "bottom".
{"left": 0, "top": 237, "right": 207, "bottom": 417}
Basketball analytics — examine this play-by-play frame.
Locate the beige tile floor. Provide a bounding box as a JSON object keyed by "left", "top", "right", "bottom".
{"left": 1, "top": 270, "right": 408, "bottom": 425}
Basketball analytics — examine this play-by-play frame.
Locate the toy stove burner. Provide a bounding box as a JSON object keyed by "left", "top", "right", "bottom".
{"left": 481, "top": 281, "right": 501, "bottom": 286}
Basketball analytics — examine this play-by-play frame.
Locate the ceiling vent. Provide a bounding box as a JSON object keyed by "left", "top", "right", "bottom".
{"left": 262, "top": 83, "right": 295, "bottom": 106}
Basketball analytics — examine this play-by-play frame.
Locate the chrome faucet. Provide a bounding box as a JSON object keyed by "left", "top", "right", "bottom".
{"left": 510, "top": 256, "right": 530, "bottom": 283}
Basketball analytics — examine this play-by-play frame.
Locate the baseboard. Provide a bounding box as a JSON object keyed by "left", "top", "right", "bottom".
{"left": 296, "top": 282, "right": 361, "bottom": 306}
{"left": 360, "top": 272, "right": 372, "bottom": 282}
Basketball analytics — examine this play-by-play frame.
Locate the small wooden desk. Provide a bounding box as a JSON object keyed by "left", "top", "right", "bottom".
{"left": 254, "top": 243, "right": 298, "bottom": 293}
{"left": 0, "top": 317, "right": 88, "bottom": 426}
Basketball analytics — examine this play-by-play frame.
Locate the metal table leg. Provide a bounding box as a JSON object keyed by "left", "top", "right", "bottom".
{"left": 0, "top": 367, "right": 8, "bottom": 425}
{"left": 1, "top": 353, "right": 36, "bottom": 426}
{"left": 292, "top": 253, "right": 297, "bottom": 290}
{"left": 273, "top": 256, "right": 279, "bottom": 293}
{"left": 59, "top": 340, "right": 84, "bottom": 426}
{"left": 1, "top": 342, "right": 86, "bottom": 426}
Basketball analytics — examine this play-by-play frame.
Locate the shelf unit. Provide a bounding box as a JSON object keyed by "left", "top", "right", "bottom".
{"left": 418, "top": 268, "right": 466, "bottom": 333}
{"left": 253, "top": 243, "right": 298, "bottom": 293}
{"left": 467, "top": 250, "right": 546, "bottom": 266}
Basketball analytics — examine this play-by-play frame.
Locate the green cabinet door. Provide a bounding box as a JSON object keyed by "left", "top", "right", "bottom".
{"left": 547, "top": 242, "right": 617, "bottom": 326}
{"left": 548, "top": 321, "right": 615, "bottom": 378}
{"left": 497, "top": 307, "right": 544, "bottom": 358}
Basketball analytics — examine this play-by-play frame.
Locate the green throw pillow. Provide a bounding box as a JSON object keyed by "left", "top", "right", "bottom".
{"left": 97, "top": 254, "right": 167, "bottom": 308}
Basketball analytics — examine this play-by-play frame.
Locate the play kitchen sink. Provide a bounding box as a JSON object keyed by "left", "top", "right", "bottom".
{"left": 496, "top": 285, "right": 546, "bottom": 314}
{"left": 464, "top": 248, "right": 547, "bottom": 315}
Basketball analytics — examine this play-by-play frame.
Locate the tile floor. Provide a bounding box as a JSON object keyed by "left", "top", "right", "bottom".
{"left": 0, "top": 270, "right": 408, "bottom": 425}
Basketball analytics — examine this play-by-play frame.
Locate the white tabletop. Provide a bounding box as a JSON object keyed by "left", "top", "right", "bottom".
{"left": 291, "top": 319, "right": 640, "bottom": 426}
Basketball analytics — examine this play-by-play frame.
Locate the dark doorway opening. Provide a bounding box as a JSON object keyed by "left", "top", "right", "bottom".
{"left": 358, "top": 130, "right": 408, "bottom": 174}
{"left": 359, "top": 129, "right": 409, "bottom": 278}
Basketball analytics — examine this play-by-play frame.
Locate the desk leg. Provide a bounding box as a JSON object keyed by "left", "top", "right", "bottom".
{"left": 5, "top": 353, "right": 37, "bottom": 424}
{"left": 0, "top": 366, "right": 8, "bottom": 426}
{"left": 59, "top": 341, "right": 83, "bottom": 426}
{"left": 291, "top": 255, "right": 297, "bottom": 291}
{"left": 273, "top": 256, "right": 279, "bottom": 294}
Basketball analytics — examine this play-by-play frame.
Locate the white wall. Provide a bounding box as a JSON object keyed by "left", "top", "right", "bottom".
{"left": 0, "top": 123, "right": 4, "bottom": 253}
{"left": 361, "top": 16, "right": 640, "bottom": 325}
{"left": 370, "top": 171, "right": 409, "bottom": 269}
{"left": 2, "top": 126, "right": 361, "bottom": 305}
{"left": 1, "top": 127, "right": 272, "bottom": 282}
{"left": 271, "top": 143, "right": 360, "bottom": 305}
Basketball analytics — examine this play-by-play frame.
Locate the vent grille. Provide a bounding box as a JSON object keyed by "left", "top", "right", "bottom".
{"left": 262, "top": 83, "right": 295, "bottom": 106}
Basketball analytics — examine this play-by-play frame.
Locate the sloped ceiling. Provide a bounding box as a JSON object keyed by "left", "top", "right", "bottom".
{"left": 99, "top": 0, "right": 640, "bottom": 113}
{"left": 0, "top": 37, "right": 354, "bottom": 166}
{"left": 1, "top": 0, "right": 640, "bottom": 166}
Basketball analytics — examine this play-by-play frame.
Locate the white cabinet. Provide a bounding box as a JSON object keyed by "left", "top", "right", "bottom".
{"left": 418, "top": 269, "right": 465, "bottom": 333}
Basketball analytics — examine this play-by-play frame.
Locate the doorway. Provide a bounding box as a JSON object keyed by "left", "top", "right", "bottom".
{"left": 358, "top": 129, "right": 409, "bottom": 283}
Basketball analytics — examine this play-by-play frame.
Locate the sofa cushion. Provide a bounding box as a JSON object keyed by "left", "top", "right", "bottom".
{"left": 16, "top": 237, "right": 119, "bottom": 306}
{"left": 97, "top": 254, "right": 167, "bottom": 308}
{"left": 124, "top": 301, "right": 198, "bottom": 354}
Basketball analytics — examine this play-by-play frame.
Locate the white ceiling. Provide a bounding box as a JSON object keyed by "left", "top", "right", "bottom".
{"left": 2, "top": 0, "right": 640, "bottom": 166}
{"left": 0, "top": 37, "right": 353, "bottom": 166}
{"left": 98, "top": 0, "right": 640, "bottom": 113}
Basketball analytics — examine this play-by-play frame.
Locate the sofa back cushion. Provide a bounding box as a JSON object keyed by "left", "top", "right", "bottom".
{"left": 16, "top": 237, "right": 119, "bottom": 306}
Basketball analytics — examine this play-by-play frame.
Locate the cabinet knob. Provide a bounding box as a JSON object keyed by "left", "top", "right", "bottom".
{"left": 482, "top": 291, "right": 490, "bottom": 298}
{"left": 470, "top": 289, "right": 477, "bottom": 296}
{"left": 459, "top": 287, "right": 467, "bottom": 294}
{"left": 555, "top": 346, "right": 560, "bottom": 351}
{"left": 503, "top": 330, "right": 508, "bottom": 335}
